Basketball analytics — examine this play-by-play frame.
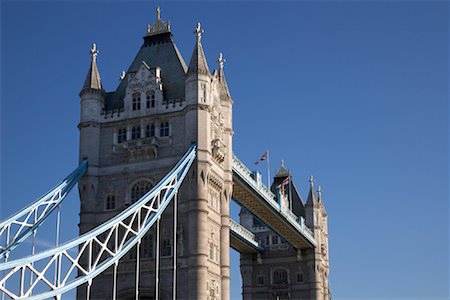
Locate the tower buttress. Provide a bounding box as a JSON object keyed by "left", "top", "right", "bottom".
{"left": 185, "top": 22, "right": 232, "bottom": 300}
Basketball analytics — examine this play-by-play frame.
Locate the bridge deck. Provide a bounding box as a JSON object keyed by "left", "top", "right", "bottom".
{"left": 229, "top": 218, "right": 263, "bottom": 254}
{"left": 232, "top": 155, "right": 317, "bottom": 249}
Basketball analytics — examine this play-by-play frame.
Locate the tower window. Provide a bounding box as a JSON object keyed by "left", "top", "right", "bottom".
{"left": 160, "top": 121, "right": 169, "bottom": 137}
{"left": 142, "top": 234, "right": 153, "bottom": 258}
{"left": 266, "top": 236, "right": 270, "bottom": 246}
{"left": 129, "top": 245, "right": 137, "bottom": 260}
{"left": 132, "top": 92, "right": 141, "bottom": 111}
{"left": 162, "top": 239, "right": 172, "bottom": 256}
{"left": 117, "top": 128, "right": 127, "bottom": 143}
{"left": 271, "top": 235, "right": 279, "bottom": 245}
{"left": 273, "top": 269, "right": 288, "bottom": 285}
{"left": 210, "top": 243, "right": 214, "bottom": 260}
{"left": 146, "top": 90, "right": 156, "bottom": 108}
{"left": 130, "top": 180, "right": 152, "bottom": 203}
{"left": 106, "top": 195, "right": 115, "bottom": 210}
{"left": 131, "top": 126, "right": 141, "bottom": 140}
{"left": 146, "top": 124, "right": 155, "bottom": 137}
{"left": 257, "top": 274, "right": 264, "bottom": 285}
{"left": 200, "top": 83, "right": 206, "bottom": 102}
{"left": 297, "top": 272, "right": 304, "bottom": 283}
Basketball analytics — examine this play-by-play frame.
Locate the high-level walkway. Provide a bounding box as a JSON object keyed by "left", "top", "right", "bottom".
{"left": 232, "top": 155, "right": 317, "bottom": 249}
{"left": 229, "top": 218, "right": 263, "bottom": 254}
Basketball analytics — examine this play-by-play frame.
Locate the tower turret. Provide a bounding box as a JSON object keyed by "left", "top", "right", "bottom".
{"left": 79, "top": 43, "right": 104, "bottom": 166}
{"left": 304, "top": 176, "right": 330, "bottom": 300}
{"left": 187, "top": 22, "right": 210, "bottom": 77}
{"left": 184, "top": 21, "right": 232, "bottom": 299}
{"left": 317, "top": 185, "right": 330, "bottom": 300}
{"left": 186, "top": 22, "right": 211, "bottom": 108}
{"left": 78, "top": 43, "right": 104, "bottom": 236}
{"left": 79, "top": 43, "right": 104, "bottom": 124}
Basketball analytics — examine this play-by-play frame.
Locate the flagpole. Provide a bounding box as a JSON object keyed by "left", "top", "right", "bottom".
{"left": 288, "top": 170, "right": 292, "bottom": 210}
{"left": 267, "top": 150, "right": 271, "bottom": 188}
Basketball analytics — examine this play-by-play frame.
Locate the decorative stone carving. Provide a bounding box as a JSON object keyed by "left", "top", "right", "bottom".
{"left": 113, "top": 137, "right": 158, "bottom": 162}
{"left": 211, "top": 138, "right": 226, "bottom": 164}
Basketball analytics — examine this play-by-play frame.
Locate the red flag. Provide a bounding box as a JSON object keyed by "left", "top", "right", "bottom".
{"left": 255, "top": 151, "right": 268, "bottom": 165}
{"left": 276, "top": 176, "right": 290, "bottom": 188}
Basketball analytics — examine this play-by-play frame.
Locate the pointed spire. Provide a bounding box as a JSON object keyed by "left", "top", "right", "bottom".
{"left": 82, "top": 43, "right": 102, "bottom": 92}
{"left": 187, "top": 22, "right": 210, "bottom": 76}
{"left": 217, "top": 52, "right": 231, "bottom": 100}
{"left": 306, "top": 175, "right": 318, "bottom": 206}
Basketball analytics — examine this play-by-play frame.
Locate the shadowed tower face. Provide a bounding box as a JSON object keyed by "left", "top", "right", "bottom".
{"left": 239, "top": 165, "right": 330, "bottom": 300}
{"left": 77, "top": 8, "right": 233, "bottom": 299}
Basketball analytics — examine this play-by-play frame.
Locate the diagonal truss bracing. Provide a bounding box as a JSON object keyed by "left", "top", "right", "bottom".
{"left": 0, "top": 145, "right": 196, "bottom": 300}
{"left": 0, "top": 161, "right": 88, "bottom": 260}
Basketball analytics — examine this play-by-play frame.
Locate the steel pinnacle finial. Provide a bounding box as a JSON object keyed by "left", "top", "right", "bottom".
{"left": 218, "top": 52, "right": 225, "bottom": 69}
{"left": 194, "top": 22, "right": 203, "bottom": 40}
{"left": 309, "top": 175, "right": 314, "bottom": 186}
{"left": 90, "top": 43, "right": 99, "bottom": 58}
{"left": 157, "top": 7, "right": 161, "bottom": 20}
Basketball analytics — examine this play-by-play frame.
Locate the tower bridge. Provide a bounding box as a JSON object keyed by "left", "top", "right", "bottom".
{"left": 0, "top": 8, "right": 330, "bottom": 300}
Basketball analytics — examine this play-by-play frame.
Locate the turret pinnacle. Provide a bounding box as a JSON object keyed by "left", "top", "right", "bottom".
{"left": 317, "top": 185, "right": 323, "bottom": 202}
{"left": 217, "top": 52, "right": 231, "bottom": 100}
{"left": 82, "top": 43, "right": 102, "bottom": 92}
{"left": 317, "top": 185, "right": 328, "bottom": 215}
{"left": 306, "top": 175, "right": 318, "bottom": 206}
{"left": 187, "top": 22, "right": 210, "bottom": 76}
{"left": 275, "top": 160, "right": 289, "bottom": 178}
{"left": 146, "top": 7, "right": 171, "bottom": 36}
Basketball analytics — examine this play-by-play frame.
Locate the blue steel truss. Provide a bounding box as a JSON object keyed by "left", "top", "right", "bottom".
{"left": 0, "top": 161, "right": 88, "bottom": 260}
{"left": 0, "top": 145, "right": 196, "bottom": 300}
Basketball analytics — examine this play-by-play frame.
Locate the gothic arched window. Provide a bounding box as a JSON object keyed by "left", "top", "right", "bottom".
{"left": 130, "top": 180, "right": 152, "bottom": 203}
{"left": 117, "top": 128, "right": 127, "bottom": 143}
{"left": 273, "top": 269, "right": 288, "bottom": 285}
{"left": 271, "top": 235, "right": 279, "bottom": 245}
{"left": 106, "top": 195, "right": 115, "bottom": 210}
{"left": 131, "top": 126, "right": 141, "bottom": 140}
{"left": 142, "top": 234, "right": 153, "bottom": 258}
{"left": 297, "top": 272, "right": 304, "bottom": 283}
{"left": 257, "top": 274, "right": 264, "bottom": 285}
{"left": 132, "top": 92, "right": 141, "bottom": 111}
{"left": 160, "top": 121, "right": 169, "bottom": 137}
{"left": 146, "top": 124, "right": 155, "bottom": 138}
{"left": 146, "top": 90, "right": 155, "bottom": 108}
{"left": 162, "top": 239, "right": 172, "bottom": 257}
{"left": 209, "top": 243, "right": 214, "bottom": 260}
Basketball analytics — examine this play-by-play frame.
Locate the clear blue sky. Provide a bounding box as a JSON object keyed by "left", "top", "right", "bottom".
{"left": 1, "top": 2, "right": 448, "bottom": 299}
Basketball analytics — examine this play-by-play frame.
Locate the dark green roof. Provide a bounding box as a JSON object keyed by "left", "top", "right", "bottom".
{"left": 105, "top": 32, "right": 187, "bottom": 111}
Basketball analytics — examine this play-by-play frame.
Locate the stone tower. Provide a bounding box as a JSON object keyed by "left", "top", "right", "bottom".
{"left": 77, "top": 9, "right": 233, "bottom": 300}
{"left": 239, "top": 163, "right": 329, "bottom": 300}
